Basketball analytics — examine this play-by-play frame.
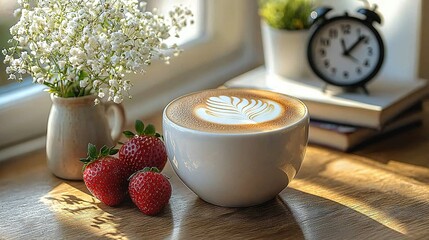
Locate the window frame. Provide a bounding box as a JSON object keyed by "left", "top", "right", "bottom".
{"left": 0, "top": 0, "right": 263, "bottom": 159}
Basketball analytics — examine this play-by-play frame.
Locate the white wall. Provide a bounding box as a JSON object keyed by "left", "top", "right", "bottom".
{"left": 420, "top": 1, "right": 429, "bottom": 80}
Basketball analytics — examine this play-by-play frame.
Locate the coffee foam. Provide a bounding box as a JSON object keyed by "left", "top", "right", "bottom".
{"left": 165, "top": 89, "right": 307, "bottom": 133}
{"left": 195, "top": 96, "right": 282, "bottom": 125}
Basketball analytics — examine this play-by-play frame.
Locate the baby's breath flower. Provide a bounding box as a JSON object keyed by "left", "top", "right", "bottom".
{"left": 80, "top": 78, "right": 89, "bottom": 88}
{"left": 93, "top": 80, "right": 101, "bottom": 88}
{"left": 36, "top": 77, "right": 44, "bottom": 84}
{"left": 113, "top": 95, "right": 122, "bottom": 104}
{"left": 8, "top": 74, "right": 17, "bottom": 80}
{"left": 3, "top": 0, "right": 194, "bottom": 104}
{"left": 98, "top": 91, "right": 105, "bottom": 99}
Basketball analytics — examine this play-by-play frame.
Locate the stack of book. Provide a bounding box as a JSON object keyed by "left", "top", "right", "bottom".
{"left": 224, "top": 67, "right": 429, "bottom": 151}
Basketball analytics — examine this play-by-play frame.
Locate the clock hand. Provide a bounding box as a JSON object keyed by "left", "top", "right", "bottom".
{"left": 347, "top": 53, "right": 359, "bottom": 63}
{"left": 341, "top": 38, "right": 359, "bottom": 62}
{"left": 341, "top": 38, "right": 347, "bottom": 54}
{"left": 344, "top": 35, "right": 367, "bottom": 55}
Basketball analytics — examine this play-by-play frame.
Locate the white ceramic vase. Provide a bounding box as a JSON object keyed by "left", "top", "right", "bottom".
{"left": 261, "top": 21, "right": 310, "bottom": 79}
{"left": 46, "top": 94, "right": 126, "bottom": 180}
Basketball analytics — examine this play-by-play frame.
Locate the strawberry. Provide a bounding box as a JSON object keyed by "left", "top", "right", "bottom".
{"left": 80, "top": 144, "right": 128, "bottom": 207}
{"left": 128, "top": 167, "right": 172, "bottom": 215}
{"left": 119, "top": 120, "right": 167, "bottom": 175}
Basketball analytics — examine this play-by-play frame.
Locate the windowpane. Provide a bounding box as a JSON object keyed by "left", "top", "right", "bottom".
{"left": 0, "top": 0, "right": 19, "bottom": 88}
{"left": 0, "top": 0, "right": 202, "bottom": 91}
{"left": 0, "top": 0, "right": 262, "bottom": 154}
{"left": 146, "top": 0, "right": 203, "bottom": 45}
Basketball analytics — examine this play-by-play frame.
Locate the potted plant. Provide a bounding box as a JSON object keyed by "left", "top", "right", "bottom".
{"left": 3, "top": 0, "right": 193, "bottom": 180}
{"left": 259, "top": 0, "right": 314, "bottom": 79}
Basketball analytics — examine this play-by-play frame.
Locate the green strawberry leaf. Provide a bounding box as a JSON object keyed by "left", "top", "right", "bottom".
{"left": 100, "top": 145, "right": 109, "bottom": 156}
{"left": 123, "top": 130, "right": 135, "bottom": 139}
{"left": 80, "top": 157, "right": 90, "bottom": 164}
{"left": 80, "top": 157, "right": 91, "bottom": 171}
{"left": 81, "top": 144, "right": 118, "bottom": 171}
{"left": 109, "top": 148, "right": 119, "bottom": 155}
{"left": 123, "top": 120, "right": 163, "bottom": 139}
{"left": 129, "top": 167, "right": 161, "bottom": 180}
{"left": 144, "top": 124, "right": 156, "bottom": 136}
{"left": 88, "top": 143, "right": 97, "bottom": 159}
{"left": 142, "top": 167, "right": 160, "bottom": 173}
{"left": 135, "top": 120, "right": 145, "bottom": 135}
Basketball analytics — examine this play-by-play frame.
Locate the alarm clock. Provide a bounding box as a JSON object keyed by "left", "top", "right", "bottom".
{"left": 307, "top": 6, "right": 385, "bottom": 93}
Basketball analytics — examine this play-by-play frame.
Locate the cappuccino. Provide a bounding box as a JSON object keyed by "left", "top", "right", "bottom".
{"left": 163, "top": 88, "right": 309, "bottom": 206}
{"left": 164, "top": 89, "right": 307, "bottom": 133}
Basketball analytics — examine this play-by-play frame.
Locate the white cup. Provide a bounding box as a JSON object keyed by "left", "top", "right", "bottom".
{"left": 162, "top": 89, "right": 309, "bottom": 207}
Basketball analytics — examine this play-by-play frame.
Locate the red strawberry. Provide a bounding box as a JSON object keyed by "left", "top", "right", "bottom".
{"left": 128, "top": 167, "right": 172, "bottom": 215}
{"left": 80, "top": 144, "right": 128, "bottom": 207}
{"left": 119, "top": 120, "right": 167, "bottom": 175}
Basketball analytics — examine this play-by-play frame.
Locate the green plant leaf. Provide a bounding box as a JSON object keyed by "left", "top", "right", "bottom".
{"left": 123, "top": 130, "right": 135, "bottom": 139}
{"left": 110, "top": 148, "right": 119, "bottom": 155}
{"left": 78, "top": 70, "right": 89, "bottom": 80}
{"left": 140, "top": 167, "right": 159, "bottom": 173}
{"left": 88, "top": 143, "right": 97, "bottom": 159}
{"left": 80, "top": 157, "right": 90, "bottom": 163}
{"left": 135, "top": 120, "right": 144, "bottom": 135}
{"left": 100, "top": 145, "right": 109, "bottom": 156}
{"left": 259, "top": 0, "right": 313, "bottom": 30}
{"left": 144, "top": 124, "right": 156, "bottom": 135}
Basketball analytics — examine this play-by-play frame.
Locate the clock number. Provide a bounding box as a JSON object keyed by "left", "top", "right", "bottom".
{"left": 368, "top": 47, "right": 373, "bottom": 56}
{"left": 324, "top": 59, "right": 330, "bottom": 68}
{"left": 331, "top": 67, "right": 337, "bottom": 74}
{"left": 341, "top": 24, "right": 351, "bottom": 35}
{"left": 356, "top": 67, "right": 362, "bottom": 75}
{"left": 364, "top": 59, "right": 370, "bottom": 67}
{"left": 319, "top": 48, "right": 326, "bottom": 57}
{"left": 320, "top": 38, "right": 330, "bottom": 46}
{"left": 329, "top": 29, "right": 338, "bottom": 39}
{"left": 364, "top": 38, "right": 370, "bottom": 44}
{"left": 343, "top": 71, "right": 349, "bottom": 79}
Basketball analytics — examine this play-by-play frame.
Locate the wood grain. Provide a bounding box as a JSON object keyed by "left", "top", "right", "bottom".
{"left": 1, "top": 111, "right": 429, "bottom": 239}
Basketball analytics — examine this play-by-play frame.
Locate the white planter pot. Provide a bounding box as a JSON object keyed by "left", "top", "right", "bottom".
{"left": 261, "top": 21, "right": 310, "bottom": 79}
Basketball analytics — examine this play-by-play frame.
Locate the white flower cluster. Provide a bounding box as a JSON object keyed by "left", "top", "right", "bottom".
{"left": 3, "top": 0, "right": 193, "bottom": 104}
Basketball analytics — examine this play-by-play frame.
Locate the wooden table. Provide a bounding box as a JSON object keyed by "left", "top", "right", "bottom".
{"left": 1, "top": 112, "right": 429, "bottom": 240}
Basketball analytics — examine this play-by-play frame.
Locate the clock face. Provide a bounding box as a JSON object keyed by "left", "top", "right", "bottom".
{"left": 307, "top": 17, "right": 384, "bottom": 87}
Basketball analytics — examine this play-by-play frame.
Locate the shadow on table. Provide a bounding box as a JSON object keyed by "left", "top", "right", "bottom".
{"left": 351, "top": 120, "right": 429, "bottom": 170}
{"left": 175, "top": 197, "right": 305, "bottom": 240}
{"left": 281, "top": 187, "right": 410, "bottom": 239}
{"left": 42, "top": 189, "right": 301, "bottom": 239}
{"left": 40, "top": 182, "right": 174, "bottom": 239}
{"left": 288, "top": 148, "right": 429, "bottom": 239}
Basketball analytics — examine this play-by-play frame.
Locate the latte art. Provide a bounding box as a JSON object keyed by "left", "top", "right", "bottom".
{"left": 195, "top": 96, "right": 281, "bottom": 125}
{"left": 164, "top": 89, "right": 307, "bottom": 133}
